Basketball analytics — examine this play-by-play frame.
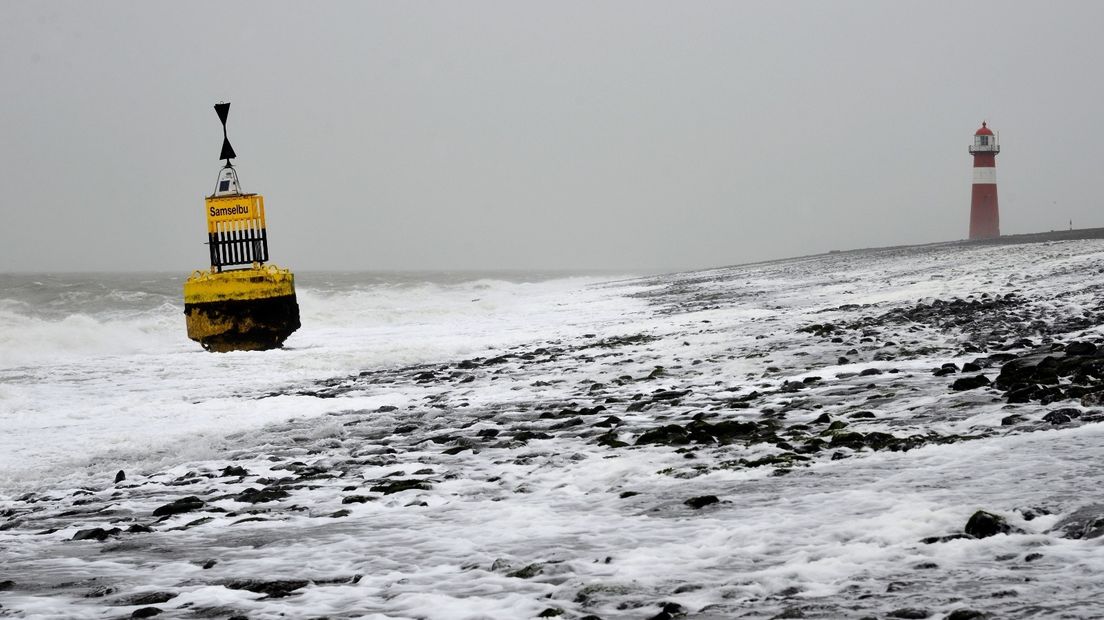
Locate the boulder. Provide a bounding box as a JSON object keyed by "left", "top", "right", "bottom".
{"left": 951, "top": 375, "right": 990, "bottom": 391}
{"left": 152, "top": 496, "right": 204, "bottom": 517}
{"left": 1048, "top": 504, "right": 1104, "bottom": 539}
{"left": 964, "top": 510, "right": 1021, "bottom": 538}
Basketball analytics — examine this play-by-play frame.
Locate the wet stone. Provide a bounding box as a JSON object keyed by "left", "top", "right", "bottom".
{"left": 223, "top": 579, "right": 310, "bottom": 599}
{"left": 506, "top": 563, "right": 545, "bottom": 579}
{"left": 1048, "top": 504, "right": 1104, "bottom": 539}
{"left": 951, "top": 375, "right": 991, "bottom": 391}
{"left": 887, "top": 609, "right": 930, "bottom": 619}
{"left": 965, "top": 510, "right": 1021, "bottom": 538}
{"left": 684, "top": 495, "right": 720, "bottom": 509}
{"left": 71, "top": 527, "right": 120, "bottom": 542}
{"left": 152, "top": 496, "right": 205, "bottom": 517}
{"left": 369, "top": 479, "right": 430, "bottom": 495}
{"left": 234, "top": 487, "right": 290, "bottom": 503}
{"left": 113, "top": 591, "right": 177, "bottom": 606}
{"left": 945, "top": 611, "right": 990, "bottom": 620}
{"left": 647, "top": 602, "right": 687, "bottom": 620}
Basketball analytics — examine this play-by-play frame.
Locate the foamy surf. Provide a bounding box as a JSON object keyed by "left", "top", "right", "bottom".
{"left": 0, "top": 272, "right": 642, "bottom": 492}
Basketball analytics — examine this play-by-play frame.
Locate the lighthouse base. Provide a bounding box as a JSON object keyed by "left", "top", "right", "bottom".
{"left": 969, "top": 182, "right": 1000, "bottom": 240}
{"left": 183, "top": 266, "right": 300, "bottom": 352}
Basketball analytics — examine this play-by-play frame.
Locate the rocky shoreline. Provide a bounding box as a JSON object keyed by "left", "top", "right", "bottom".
{"left": 5, "top": 240, "right": 1104, "bottom": 619}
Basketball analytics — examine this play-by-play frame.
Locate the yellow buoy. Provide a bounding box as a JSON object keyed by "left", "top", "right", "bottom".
{"left": 183, "top": 102, "right": 300, "bottom": 352}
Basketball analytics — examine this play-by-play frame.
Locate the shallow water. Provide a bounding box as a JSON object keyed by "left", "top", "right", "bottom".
{"left": 3, "top": 242, "right": 1104, "bottom": 618}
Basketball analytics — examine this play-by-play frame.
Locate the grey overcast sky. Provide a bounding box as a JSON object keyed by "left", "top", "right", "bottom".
{"left": 1, "top": 1, "right": 1101, "bottom": 272}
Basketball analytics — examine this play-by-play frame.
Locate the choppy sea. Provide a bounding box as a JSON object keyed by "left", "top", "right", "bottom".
{"left": 0, "top": 271, "right": 634, "bottom": 492}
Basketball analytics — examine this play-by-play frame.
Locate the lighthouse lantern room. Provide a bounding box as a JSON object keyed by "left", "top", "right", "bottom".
{"left": 968, "top": 121, "right": 1000, "bottom": 240}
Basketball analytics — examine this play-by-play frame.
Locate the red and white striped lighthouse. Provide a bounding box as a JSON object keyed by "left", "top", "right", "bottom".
{"left": 968, "top": 121, "right": 1000, "bottom": 239}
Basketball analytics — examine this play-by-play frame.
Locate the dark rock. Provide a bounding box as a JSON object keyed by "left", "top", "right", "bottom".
{"left": 72, "top": 527, "right": 119, "bottom": 542}
{"left": 593, "top": 415, "right": 622, "bottom": 428}
{"left": 506, "top": 563, "right": 544, "bottom": 579}
{"left": 85, "top": 585, "right": 116, "bottom": 598}
{"left": 1065, "top": 342, "right": 1097, "bottom": 356}
{"left": 887, "top": 609, "right": 930, "bottom": 619}
{"left": 596, "top": 431, "right": 629, "bottom": 448}
{"left": 1042, "top": 410, "right": 1073, "bottom": 425}
{"left": 549, "top": 417, "right": 584, "bottom": 430}
{"left": 369, "top": 479, "right": 430, "bottom": 495}
{"left": 1024, "top": 553, "right": 1043, "bottom": 562}
{"left": 647, "top": 602, "right": 686, "bottom": 620}
{"left": 684, "top": 495, "right": 720, "bottom": 509}
{"left": 341, "top": 495, "right": 374, "bottom": 504}
{"left": 965, "top": 510, "right": 1020, "bottom": 538}
{"left": 933, "top": 367, "right": 957, "bottom": 377}
{"left": 152, "top": 496, "right": 204, "bottom": 517}
{"left": 1000, "top": 414, "right": 1024, "bottom": 426}
{"left": 1082, "top": 391, "right": 1104, "bottom": 407}
{"left": 126, "top": 524, "right": 153, "bottom": 534}
{"left": 115, "top": 591, "right": 177, "bottom": 606}
{"left": 0, "top": 580, "right": 15, "bottom": 591}
{"left": 220, "top": 466, "right": 250, "bottom": 477}
{"left": 476, "top": 428, "right": 500, "bottom": 438}
{"left": 859, "top": 368, "right": 883, "bottom": 376}
{"left": 513, "top": 431, "right": 553, "bottom": 442}
{"left": 176, "top": 516, "right": 214, "bottom": 530}
{"left": 1018, "top": 505, "right": 1052, "bottom": 521}
{"left": 223, "top": 579, "right": 310, "bottom": 598}
{"left": 1048, "top": 504, "right": 1104, "bottom": 539}
{"left": 945, "top": 611, "right": 988, "bottom": 620}
{"left": 234, "top": 487, "right": 289, "bottom": 503}
{"left": 114, "top": 470, "right": 126, "bottom": 483}
{"left": 538, "top": 609, "right": 564, "bottom": 617}
{"left": 636, "top": 425, "right": 690, "bottom": 445}
{"left": 131, "top": 608, "right": 162, "bottom": 618}
{"left": 951, "top": 375, "right": 990, "bottom": 391}
{"left": 651, "top": 389, "right": 691, "bottom": 402}
{"left": 921, "top": 534, "right": 973, "bottom": 544}
{"left": 961, "top": 362, "right": 982, "bottom": 372}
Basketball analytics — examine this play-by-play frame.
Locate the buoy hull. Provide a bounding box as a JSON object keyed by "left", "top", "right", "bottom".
{"left": 183, "top": 267, "right": 300, "bottom": 352}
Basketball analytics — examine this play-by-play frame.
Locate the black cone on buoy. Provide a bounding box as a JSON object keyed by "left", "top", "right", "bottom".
{"left": 214, "top": 102, "right": 236, "bottom": 163}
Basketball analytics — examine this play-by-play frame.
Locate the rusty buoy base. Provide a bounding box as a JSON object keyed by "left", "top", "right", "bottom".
{"left": 183, "top": 266, "right": 300, "bottom": 352}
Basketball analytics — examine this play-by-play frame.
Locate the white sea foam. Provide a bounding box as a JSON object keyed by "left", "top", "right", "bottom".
{"left": 0, "top": 273, "right": 644, "bottom": 491}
